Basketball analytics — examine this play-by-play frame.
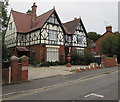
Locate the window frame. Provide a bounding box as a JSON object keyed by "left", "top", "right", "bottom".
{"left": 9, "top": 22, "right": 12, "bottom": 30}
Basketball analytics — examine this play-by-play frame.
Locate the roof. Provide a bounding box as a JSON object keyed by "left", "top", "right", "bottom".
{"left": 11, "top": 8, "right": 55, "bottom": 33}
{"left": 95, "top": 30, "right": 114, "bottom": 43}
{"left": 12, "top": 10, "right": 32, "bottom": 33}
{"left": 63, "top": 18, "right": 80, "bottom": 34}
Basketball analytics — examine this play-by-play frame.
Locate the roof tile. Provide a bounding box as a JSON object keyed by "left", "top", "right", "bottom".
{"left": 11, "top": 8, "right": 55, "bottom": 33}
{"left": 63, "top": 18, "right": 80, "bottom": 34}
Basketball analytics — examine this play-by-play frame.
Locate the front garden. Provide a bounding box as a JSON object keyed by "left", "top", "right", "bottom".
{"left": 29, "top": 50, "right": 95, "bottom": 67}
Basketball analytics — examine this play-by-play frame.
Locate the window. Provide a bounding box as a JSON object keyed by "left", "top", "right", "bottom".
{"left": 49, "top": 30, "right": 57, "bottom": 41}
{"left": 49, "top": 17, "right": 54, "bottom": 23}
{"left": 55, "top": 18, "right": 58, "bottom": 24}
{"left": 68, "top": 36, "right": 71, "bottom": 43}
{"left": 76, "top": 48, "right": 84, "bottom": 55}
{"left": 77, "top": 23, "right": 81, "bottom": 30}
{"left": 48, "top": 15, "right": 58, "bottom": 24}
{"left": 78, "top": 36, "right": 82, "bottom": 43}
{"left": 9, "top": 22, "right": 12, "bottom": 30}
{"left": 47, "top": 47, "right": 58, "bottom": 62}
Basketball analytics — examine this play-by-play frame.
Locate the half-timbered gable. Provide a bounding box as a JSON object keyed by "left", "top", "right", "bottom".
{"left": 5, "top": 12, "right": 17, "bottom": 48}
{"left": 40, "top": 10, "right": 64, "bottom": 46}
{"left": 72, "top": 22, "right": 87, "bottom": 47}
{"left": 63, "top": 18, "right": 87, "bottom": 48}
{"left": 63, "top": 18, "right": 87, "bottom": 56}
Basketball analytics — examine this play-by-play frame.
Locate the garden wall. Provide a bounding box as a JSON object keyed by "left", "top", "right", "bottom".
{"left": 102, "top": 55, "right": 118, "bottom": 67}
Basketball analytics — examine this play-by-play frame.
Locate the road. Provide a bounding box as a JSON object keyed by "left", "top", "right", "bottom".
{"left": 3, "top": 68, "right": 118, "bottom": 100}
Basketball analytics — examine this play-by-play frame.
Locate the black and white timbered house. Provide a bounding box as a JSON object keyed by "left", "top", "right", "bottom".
{"left": 5, "top": 3, "right": 88, "bottom": 63}
{"left": 5, "top": 3, "right": 65, "bottom": 63}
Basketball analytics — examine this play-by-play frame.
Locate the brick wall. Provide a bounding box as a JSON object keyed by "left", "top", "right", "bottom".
{"left": 29, "top": 44, "right": 46, "bottom": 63}
{"left": 59, "top": 46, "right": 65, "bottom": 61}
{"left": 2, "top": 68, "right": 9, "bottom": 84}
{"left": 102, "top": 55, "right": 118, "bottom": 67}
{"left": 10, "top": 56, "right": 29, "bottom": 83}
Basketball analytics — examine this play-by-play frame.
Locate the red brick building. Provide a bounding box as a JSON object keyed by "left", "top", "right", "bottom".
{"left": 90, "top": 26, "right": 114, "bottom": 55}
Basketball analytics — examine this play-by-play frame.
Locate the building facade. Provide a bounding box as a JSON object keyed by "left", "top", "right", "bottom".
{"left": 5, "top": 3, "right": 87, "bottom": 63}
{"left": 63, "top": 18, "right": 87, "bottom": 55}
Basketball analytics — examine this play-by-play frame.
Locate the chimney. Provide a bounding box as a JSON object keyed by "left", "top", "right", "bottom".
{"left": 106, "top": 26, "right": 112, "bottom": 32}
{"left": 26, "top": 9, "right": 32, "bottom": 15}
{"left": 74, "top": 17, "right": 77, "bottom": 20}
{"left": 31, "top": 3, "right": 37, "bottom": 28}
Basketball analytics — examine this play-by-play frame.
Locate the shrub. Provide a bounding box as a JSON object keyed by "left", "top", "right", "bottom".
{"left": 58, "top": 61, "right": 66, "bottom": 65}
{"left": 70, "top": 50, "right": 94, "bottom": 65}
{"left": 41, "top": 62, "right": 50, "bottom": 67}
{"left": 49, "top": 61, "right": 59, "bottom": 66}
{"left": 70, "top": 50, "right": 84, "bottom": 65}
{"left": 33, "top": 61, "right": 40, "bottom": 66}
{"left": 84, "top": 51, "right": 94, "bottom": 65}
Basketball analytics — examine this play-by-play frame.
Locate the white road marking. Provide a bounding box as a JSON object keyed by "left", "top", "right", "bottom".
{"left": 84, "top": 93, "right": 93, "bottom": 98}
{"left": 3, "top": 92, "right": 16, "bottom": 96}
{"left": 92, "top": 93, "right": 104, "bottom": 98}
{"left": 84, "top": 93, "right": 104, "bottom": 98}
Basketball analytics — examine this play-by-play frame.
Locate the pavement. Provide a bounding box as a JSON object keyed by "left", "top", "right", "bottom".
{"left": 2, "top": 65, "right": 118, "bottom": 100}
{"left": 2, "top": 66, "right": 118, "bottom": 100}
{"left": 28, "top": 65, "right": 88, "bottom": 80}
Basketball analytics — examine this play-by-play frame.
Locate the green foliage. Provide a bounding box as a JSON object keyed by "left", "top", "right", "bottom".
{"left": 30, "top": 52, "right": 37, "bottom": 65}
{"left": 87, "top": 38, "right": 94, "bottom": 49}
{"left": 100, "top": 34, "right": 118, "bottom": 55}
{"left": 59, "top": 55, "right": 66, "bottom": 65}
{"left": 84, "top": 51, "right": 95, "bottom": 65}
{"left": 41, "top": 62, "right": 50, "bottom": 67}
{"left": 100, "top": 33, "right": 120, "bottom": 63}
{"left": 1, "top": 2, "right": 9, "bottom": 62}
{"left": 87, "top": 32, "right": 101, "bottom": 42}
{"left": 70, "top": 50, "right": 94, "bottom": 65}
{"left": 1, "top": 2, "right": 8, "bottom": 28}
{"left": 58, "top": 61, "right": 66, "bottom": 65}
{"left": 49, "top": 61, "right": 58, "bottom": 66}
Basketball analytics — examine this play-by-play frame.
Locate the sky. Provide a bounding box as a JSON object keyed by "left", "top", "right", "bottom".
{"left": 6, "top": 0, "right": 119, "bottom": 34}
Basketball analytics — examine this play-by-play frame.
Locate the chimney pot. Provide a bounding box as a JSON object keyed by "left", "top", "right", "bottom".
{"left": 106, "top": 26, "right": 112, "bottom": 32}
{"left": 74, "top": 17, "right": 77, "bottom": 20}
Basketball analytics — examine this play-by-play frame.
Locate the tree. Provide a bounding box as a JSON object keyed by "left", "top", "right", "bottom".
{"left": 87, "top": 38, "right": 94, "bottom": 49}
{"left": 87, "top": 32, "right": 101, "bottom": 42}
{"left": 0, "top": 1, "right": 9, "bottom": 61}
{"left": 100, "top": 33, "right": 120, "bottom": 63}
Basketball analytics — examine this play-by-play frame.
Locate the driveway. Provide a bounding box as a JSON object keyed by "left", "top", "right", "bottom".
{"left": 28, "top": 65, "right": 88, "bottom": 80}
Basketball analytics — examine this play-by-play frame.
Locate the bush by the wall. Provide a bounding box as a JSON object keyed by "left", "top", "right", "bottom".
{"left": 84, "top": 51, "right": 95, "bottom": 65}
{"left": 41, "top": 62, "right": 50, "bottom": 67}
{"left": 70, "top": 50, "right": 94, "bottom": 65}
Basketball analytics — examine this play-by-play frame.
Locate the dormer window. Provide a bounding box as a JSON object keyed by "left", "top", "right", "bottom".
{"left": 9, "top": 22, "right": 12, "bottom": 30}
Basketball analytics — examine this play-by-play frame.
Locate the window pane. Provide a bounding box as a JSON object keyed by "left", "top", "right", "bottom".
{"left": 49, "top": 17, "right": 54, "bottom": 23}
{"left": 49, "top": 30, "right": 57, "bottom": 41}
